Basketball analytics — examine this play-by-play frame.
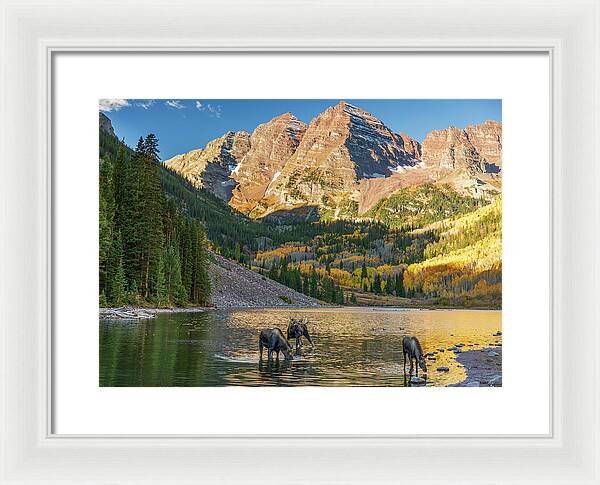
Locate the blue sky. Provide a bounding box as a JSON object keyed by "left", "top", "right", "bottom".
{"left": 100, "top": 99, "right": 501, "bottom": 161}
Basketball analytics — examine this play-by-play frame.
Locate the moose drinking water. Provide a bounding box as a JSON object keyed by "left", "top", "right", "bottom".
{"left": 259, "top": 328, "right": 294, "bottom": 362}
{"left": 287, "top": 317, "right": 314, "bottom": 354}
{"left": 402, "top": 336, "right": 428, "bottom": 377}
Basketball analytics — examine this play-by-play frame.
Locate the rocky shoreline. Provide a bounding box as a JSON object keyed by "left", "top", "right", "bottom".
{"left": 449, "top": 347, "right": 502, "bottom": 387}
{"left": 99, "top": 303, "right": 328, "bottom": 320}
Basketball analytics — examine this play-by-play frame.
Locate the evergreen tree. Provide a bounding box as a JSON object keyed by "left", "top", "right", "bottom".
{"left": 111, "top": 259, "right": 127, "bottom": 306}
{"left": 302, "top": 274, "right": 310, "bottom": 296}
{"left": 373, "top": 273, "right": 382, "bottom": 294}
{"left": 361, "top": 260, "right": 368, "bottom": 279}
{"left": 385, "top": 276, "right": 394, "bottom": 295}
{"left": 180, "top": 219, "right": 193, "bottom": 295}
{"left": 190, "top": 222, "right": 211, "bottom": 305}
{"left": 99, "top": 159, "right": 115, "bottom": 297}
{"left": 163, "top": 243, "right": 187, "bottom": 306}
{"left": 155, "top": 252, "right": 167, "bottom": 307}
{"left": 142, "top": 134, "right": 166, "bottom": 299}
{"left": 142, "top": 133, "right": 160, "bottom": 163}
{"left": 121, "top": 137, "right": 148, "bottom": 286}
{"left": 112, "top": 143, "right": 128, "bottom": 229}
{"left": 128, "top": 280, "right": 139, "bottom": 305}
{"left": 99, "top": 131, "right": 213, "bottom": 308}
{"left": 121, "top": 136, "right": 165, "bottom": 300}
{"left": 310, "top": 267, "right": 318, "bottom": 298}
{"left": 395, "top": 272, "right": 405, "bottom": 297}
{"left": 107, "top": 231, "right": 127, "bottom": 305}
{"left": 321, "top": 277, "right": 335, "bottom": 303}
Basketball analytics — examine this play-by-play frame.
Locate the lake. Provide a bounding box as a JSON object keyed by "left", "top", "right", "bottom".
{"left": 99, "top": 307, "right": 502, "bottom": 387}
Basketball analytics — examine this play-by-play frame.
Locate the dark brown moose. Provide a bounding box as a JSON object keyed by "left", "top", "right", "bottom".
{"left": 402, "top": 336, "right": 428, "bottom": 377}
{"left": 259, "top": 328, "right": 293, "bottom": 362}
{"left": 287, "top": 317, "right": 314, "bottom": 353}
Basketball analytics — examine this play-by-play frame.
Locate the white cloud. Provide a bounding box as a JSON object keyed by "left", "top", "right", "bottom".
{"left": 99, "top": 99, "right": 130, "bottom": 112}
{"left": 137, "top": 99, "right": 155, "bottom": 110}
{"left": 207, "top": 103, "right": 222, "bottom": 118}
{"left": 195, "top": 100, "right": 222, "bottom": 118}
{"left": 165, "top": 100, "right": 186, "bottom": 109}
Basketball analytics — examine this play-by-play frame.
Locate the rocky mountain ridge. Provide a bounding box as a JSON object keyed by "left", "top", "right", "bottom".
{"left": 99, "top": 112, "right": 115, "bottom": 137}
{"left": 257, "top": 101, "right": 422, "bottom": 217}
{"left": 157, "top": 101, "right": 502, "bottom": 219}
{"left": 164, "top": 131, "right": 250, "bottom": 201}
{"left": 229, "top": 112, "right": 307, "bottom": 214}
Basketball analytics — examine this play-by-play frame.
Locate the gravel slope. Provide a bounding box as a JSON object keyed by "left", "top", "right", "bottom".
{"left": 208, "top": 252, "right": 324, "bottom": 308}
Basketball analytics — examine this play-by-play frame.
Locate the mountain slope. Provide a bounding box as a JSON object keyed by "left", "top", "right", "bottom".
{"left": 403, "top": 197, "right": 502, "bottom": 306}
{"left": 259, "top": 101, "right": 421, "bottom": 216}
{"left": 421, "top": 120, "right": 502, "bottom": 197}
{"left": 363, "top": 183, "right": 484, "bottom": 229}
{"left": 163, "top": 131, "right": 250, "bottom": 201}
{"left": 209, "top": 252, "right": 323, "bottom": 308}
{"left": 230, "top": 112, "right": 307, "bottom": 215}
{"left": 162, "top": 101, "right": 501, "bottom": 221}
{"left": 100, "top": 109, "right": 502, "bottom": 309}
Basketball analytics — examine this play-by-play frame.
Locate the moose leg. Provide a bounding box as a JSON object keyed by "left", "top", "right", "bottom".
{"left": 303, "top": 329, "right": 314, "bottom": 348}
{"left": 295, "top": 337, "right": 300, "bottom": 353}
{"left": 415, "top": 357, "right": 419, "bottom": 377}
{"left": 259, "top": 340, "right": 263, "bottom": 361}
{"left": 267, "top": 349, "right": 273, "bottom": 361}
{"left": 409, "top": 357, "right": 414, "bottom": 376}
{"left": 403, "top": 352, "right": 407, "bottom": 373}
{"left": 276, "top": 350, "right": 280, "bottom": 361}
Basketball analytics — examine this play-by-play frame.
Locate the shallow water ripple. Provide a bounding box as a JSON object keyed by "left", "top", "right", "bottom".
{"left": 100, "top": 307, "right": 501, "bottom": 387}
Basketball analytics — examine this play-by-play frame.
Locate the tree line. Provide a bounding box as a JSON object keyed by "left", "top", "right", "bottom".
{"left": 257, "top": 256, "right": 345, "bottom": 304}
{"left": 99, "top": 133, "right": 211, "bottom": 307}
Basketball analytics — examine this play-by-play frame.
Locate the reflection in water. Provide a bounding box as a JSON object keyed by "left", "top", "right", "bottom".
{"left": 99, "top": 308, "right": 501, "bottom": 387}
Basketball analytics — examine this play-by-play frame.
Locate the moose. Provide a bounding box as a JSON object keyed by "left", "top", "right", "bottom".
{"left": 259, "top": 328, "right": 294, "bottom": 362}
{"left": 402, "top": 335, "right": 428, "bottom": 377}
{"left": 287, "top": 317, "right": 314, "bottom": 353}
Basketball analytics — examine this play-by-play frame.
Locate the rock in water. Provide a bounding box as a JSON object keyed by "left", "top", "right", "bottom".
{"left": 410, "top": 376, "right": 426, "bottom": 385}
{"left": 465, "top": 381, "right": 480, "bottom": 387}
{"left": 436, "top": 367, "right": 450, "bottom": 372}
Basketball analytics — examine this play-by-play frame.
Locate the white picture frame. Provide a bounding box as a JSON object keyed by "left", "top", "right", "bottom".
{"left": 1, "top": 0, "right": 599, "bottom": 483}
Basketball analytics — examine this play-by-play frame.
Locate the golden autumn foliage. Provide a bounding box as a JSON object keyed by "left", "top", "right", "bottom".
{"left": 255, "top": 244, "right": 311, "bottom": 262}
{"left": 403, "top": 198, "right": 502, "bottom": 305}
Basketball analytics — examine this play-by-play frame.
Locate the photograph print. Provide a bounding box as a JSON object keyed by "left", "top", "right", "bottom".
{"left": 99, "top": 99, "right": 502, "bottom": 387}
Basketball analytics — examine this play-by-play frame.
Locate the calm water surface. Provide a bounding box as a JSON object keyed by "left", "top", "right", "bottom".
{"left": 99, "top": 307, "right": 501, "bottom": 387}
